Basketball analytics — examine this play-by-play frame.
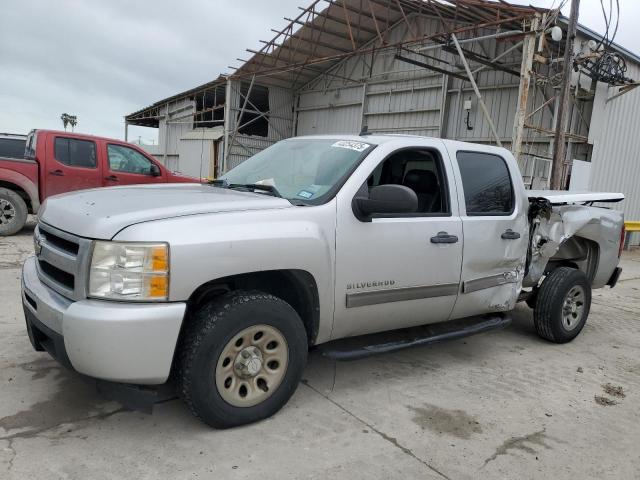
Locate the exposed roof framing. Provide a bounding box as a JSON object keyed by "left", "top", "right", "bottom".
{"left": 125, "top": 0, "right": 640, "bottom": 127}
{"left": 126, "top": 77, "right": 227, "bottom": 127}
{"left": 231, "top": 0, "right": 548, "bottom": 89}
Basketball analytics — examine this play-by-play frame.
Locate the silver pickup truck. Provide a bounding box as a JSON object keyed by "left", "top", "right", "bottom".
{"left": 21, "top": 135, "right": 625, "bottom": 428}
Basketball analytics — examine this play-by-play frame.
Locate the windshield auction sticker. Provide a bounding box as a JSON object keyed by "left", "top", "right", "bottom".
{"left": 331, "top": 140, "right": 371, "bottom": 153}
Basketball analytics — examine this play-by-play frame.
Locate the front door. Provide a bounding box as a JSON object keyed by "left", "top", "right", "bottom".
{"left": 45, "top": 136, "right": 102, "bottom": 197}
{"left": 332, "top": 143, "right": 463, "bottom": 340}
{"left": 104, "top": 143, "right": 165, "bottom": 186}
{"left": 445, "top": 147, "right": 529, "bottom": 320}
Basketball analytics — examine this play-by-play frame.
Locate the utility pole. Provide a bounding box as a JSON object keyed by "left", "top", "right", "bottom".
{"left": 550, "top": 0, "right": 580, "bottom": 190}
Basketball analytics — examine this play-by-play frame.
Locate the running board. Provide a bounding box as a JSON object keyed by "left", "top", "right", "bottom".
{"left": 318, "top": 314, "right": 511, "bottom": 361}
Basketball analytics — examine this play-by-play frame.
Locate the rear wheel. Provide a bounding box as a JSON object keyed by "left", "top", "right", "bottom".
{"left": 533, "top": 267, "right": 591, "bottom": 343}
{"left": 177, "top": 290, "right": 308, "bottom": 428}
{"left": 0, "top": 188, "right": 27, "bottom": 236}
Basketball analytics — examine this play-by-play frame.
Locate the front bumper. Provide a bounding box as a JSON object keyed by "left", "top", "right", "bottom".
{"left": 21, "top": 256, "right": 186, "bottom": 384}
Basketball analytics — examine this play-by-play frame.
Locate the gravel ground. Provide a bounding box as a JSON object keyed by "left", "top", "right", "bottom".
{"left": 1, "top": 219, "right": 639, "bottom": 479}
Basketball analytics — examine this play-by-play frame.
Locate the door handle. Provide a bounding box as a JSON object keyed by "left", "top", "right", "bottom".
{"left": 430, "top": 231, "right": 459, "bottom": 244}
{"left": 105, "top": 175, "right": 119, "bottom": 182}
{"left": 501, "top": 229, "right": 521, "bottom": 240}
{"left": 49, "top": 169, "right": 64, "bottom": 176}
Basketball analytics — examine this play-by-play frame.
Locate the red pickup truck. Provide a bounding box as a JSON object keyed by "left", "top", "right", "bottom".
{"left": 0, "top": 129, "right": 198, "bottom": 235}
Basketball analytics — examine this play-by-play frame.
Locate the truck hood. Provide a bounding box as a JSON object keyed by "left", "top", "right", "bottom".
{"left": 39, "top": 183, "right": 293, "bottom": 239}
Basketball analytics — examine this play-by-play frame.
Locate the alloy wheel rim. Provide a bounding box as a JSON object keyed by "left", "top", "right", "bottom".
{"left": 562, "top": 285, "right": 585, "bottom": 331}
{"left": 215, "top": 324, "right": 289, "bottom": 407}
{"left": 0, "top": 199, "right": 16, "bottom": 225}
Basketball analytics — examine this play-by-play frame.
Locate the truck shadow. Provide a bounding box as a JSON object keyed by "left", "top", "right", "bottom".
{"left": 2, "top": 307, "right": 540, "bottom": 434}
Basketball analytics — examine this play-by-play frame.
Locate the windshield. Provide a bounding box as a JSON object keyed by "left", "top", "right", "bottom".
{"left": 220, "top": 138, "right": 375, "bottom": 204}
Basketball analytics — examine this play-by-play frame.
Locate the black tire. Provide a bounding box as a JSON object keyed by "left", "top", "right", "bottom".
{"left": 533, "top": 267, "right": 591, "bottom": 343}
{"left": 0, "top": 187, "right": 27, "bottom": 236}
{"left": 177, "top": 290, "right": 308, "bottom": 428}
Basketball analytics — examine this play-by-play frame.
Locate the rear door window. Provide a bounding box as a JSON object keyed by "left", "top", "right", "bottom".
{"left": 54, "top": 137, "right": 97, "bottom": 168}
{"left": 456, "top": 151, "right": 513, "bottom": 215}
{"left": 0, "top": 138, "right": 26, "bottom": 159}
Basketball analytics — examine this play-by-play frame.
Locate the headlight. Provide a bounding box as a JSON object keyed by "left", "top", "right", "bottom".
{"left": 88, "top": 241, "right": 169, "bottom": 301}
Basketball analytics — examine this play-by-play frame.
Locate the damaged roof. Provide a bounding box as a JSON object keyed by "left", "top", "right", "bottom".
{"left": 230, "top": 0, "right": 548, "bottom": 89}
{"left": 126, "top": 0, "right": 640, "bottom": 125}
{"left": 126, "top": 76, "right": 227, "bottom": 127}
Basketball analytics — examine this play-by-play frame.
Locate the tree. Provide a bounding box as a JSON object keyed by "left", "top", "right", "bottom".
{"left": 60, "top": 113, "right": 78, "bottom": 132}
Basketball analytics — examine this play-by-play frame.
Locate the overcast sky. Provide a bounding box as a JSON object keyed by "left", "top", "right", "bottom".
{"left": 1, "top": 0, "right": 638, "bottom": 144}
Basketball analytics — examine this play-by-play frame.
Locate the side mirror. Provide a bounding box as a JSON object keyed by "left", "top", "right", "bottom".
{"left": 353, "top": 184, "right": 418, "bottom": 221}
{"left": 150, "top": 164, "right": 161, "bottom": 177}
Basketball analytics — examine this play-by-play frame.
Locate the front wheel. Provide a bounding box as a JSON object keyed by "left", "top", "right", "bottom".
{"left": 177, "top": 290, "right": 308, "bottom": 428}
{"left": 533, "top": 267, "right": 592, "bottom": 343}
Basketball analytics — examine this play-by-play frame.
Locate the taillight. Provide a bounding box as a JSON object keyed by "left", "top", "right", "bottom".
{"left": 618, "top": 225, "right": 626, "bottom": 258}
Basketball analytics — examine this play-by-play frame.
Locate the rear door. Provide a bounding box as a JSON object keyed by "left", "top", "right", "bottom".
{"left": 104, "top": 143, "right": 165, "bottom": 186}
{"left": 332, "top": 140, "right": 463, "bottom": 339}
{"left": 445, "top": 146, "right": 529, "bottom": 319}
{"left": 44, "top": 135, "right": 102, "bottom": 197}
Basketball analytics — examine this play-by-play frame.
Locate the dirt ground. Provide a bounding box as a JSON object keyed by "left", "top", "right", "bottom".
{"left": 1, "top": 219, "right": 639, "bottom": 479}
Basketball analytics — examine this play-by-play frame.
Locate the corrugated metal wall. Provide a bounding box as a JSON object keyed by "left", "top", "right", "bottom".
{"left": 157, "top": 98, "right": 196, "bottom": 171}
{"left": 158, "top": 99, "right": 196, "bottom": 156}
{"left": 589, "top": 61, "right": 640, "bottom": 244}
{"left": 291, "top": 18, "right": 633, "bottom": 192}
{"left": 293, "top": 15, "right": 569, "bottom": 187}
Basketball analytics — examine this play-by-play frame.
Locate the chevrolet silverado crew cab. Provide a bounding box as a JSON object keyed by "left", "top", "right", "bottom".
{"left": 21, "top": 135, "right": 625, "bottom": 428}
{"left": 0, "top": 129, "right": 197, "bottom": 235}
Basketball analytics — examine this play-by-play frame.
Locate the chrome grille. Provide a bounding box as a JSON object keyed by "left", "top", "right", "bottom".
{"left": 34, "top": 222, "right": 93, "bottom": 301}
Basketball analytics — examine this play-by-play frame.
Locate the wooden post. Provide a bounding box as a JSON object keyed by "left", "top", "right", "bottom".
{"left": 550, "top": 0, "right": 580, "bottom": 190}
{"left": 512, "top": 17, "right": 539, "bottom": 166}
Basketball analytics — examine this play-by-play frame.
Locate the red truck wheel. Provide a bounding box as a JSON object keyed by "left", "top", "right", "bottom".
{"left": 0, "top": 188, "right": 27, "bottom": 236}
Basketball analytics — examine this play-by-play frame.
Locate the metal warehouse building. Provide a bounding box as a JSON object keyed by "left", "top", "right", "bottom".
{"left": 125, "top": 0, "right": 640, "bottom": 241}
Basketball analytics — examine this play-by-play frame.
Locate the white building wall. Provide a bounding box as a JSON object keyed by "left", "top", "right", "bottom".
{"left": 157, "top": 98, "right": 196, "bottom": 171}
{"left": 589, "top": 61, "right": 640, "bottom": 244}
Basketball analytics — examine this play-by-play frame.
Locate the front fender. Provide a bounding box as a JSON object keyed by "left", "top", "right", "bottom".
{"left": 113, "top": 203, "right": 337, "bottom": 342}
{"left": 0, "top": 164, "right": 40, "bottom": 212}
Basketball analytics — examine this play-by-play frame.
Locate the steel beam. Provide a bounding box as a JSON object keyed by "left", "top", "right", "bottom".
{"left": 394, "top": 54, "right": 469, "bottom": 81}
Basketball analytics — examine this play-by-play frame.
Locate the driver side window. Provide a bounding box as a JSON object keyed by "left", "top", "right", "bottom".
{"left": 364, "top": 149, "right": 450, "bottom": 216}
{"left": 108, "top": 144, "right": 154, "bottom": 175}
